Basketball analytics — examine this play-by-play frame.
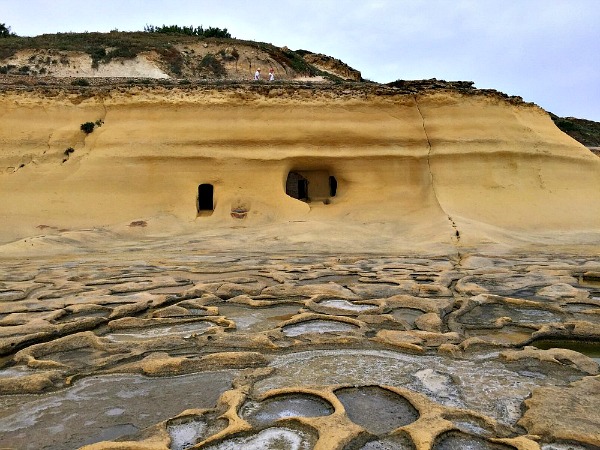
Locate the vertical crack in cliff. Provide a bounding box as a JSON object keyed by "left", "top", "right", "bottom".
{"left": 414, "top": 95, "right": 462, "bottom": 251}
{"left": 46, "top": 132, "right": 51, "bottom": 155}
{"left": 413, "top": 96, "right": 440, "bottom": 207}
{"left": 101, "top": 97, "right": 108, "bottom": 122}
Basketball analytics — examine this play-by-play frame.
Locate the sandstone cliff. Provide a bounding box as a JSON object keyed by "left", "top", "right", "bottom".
{"left": 1, "top": 80, "right": 599, "bottom": 253}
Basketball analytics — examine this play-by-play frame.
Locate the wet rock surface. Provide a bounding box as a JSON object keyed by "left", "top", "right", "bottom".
{"left": 335, "top": 386, "right": 419, "bottom": 434}
{"left": 0, "top": 252, "right": 599, "bottom": 449}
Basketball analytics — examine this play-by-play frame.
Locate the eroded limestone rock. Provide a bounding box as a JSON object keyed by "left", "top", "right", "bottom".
{"left": 0, "top": 253, "right": 599, "bottom": 449}
{"left": 519, "top": 376, "right": 600, "bottom": 447}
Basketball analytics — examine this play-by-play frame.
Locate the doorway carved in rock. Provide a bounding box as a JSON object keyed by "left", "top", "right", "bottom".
{"left": 197, "top": 184, "right": 214, "bottom": 215}
{"left": 286, "top": 170, "right": 337, "bottom": 204}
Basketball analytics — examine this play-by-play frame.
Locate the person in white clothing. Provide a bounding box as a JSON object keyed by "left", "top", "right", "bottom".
{"left": 268, "top": 68, "right": 275, "bottom": 81}
{"left": 254, "top": 68, "right": 261, "bottom": 80}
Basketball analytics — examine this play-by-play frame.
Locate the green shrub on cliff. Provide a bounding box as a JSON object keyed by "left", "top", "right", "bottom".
{"left": 80, "top": 122, "right": 95, "bottom": 134}
{"left": 199, "top": 53, "right": 226, "bottom": 77}
{"left": 143, "top": 24, "right": 231, "bottom": 38}
{"left": 0, "top": 23, "right": 17, "bottom": 38}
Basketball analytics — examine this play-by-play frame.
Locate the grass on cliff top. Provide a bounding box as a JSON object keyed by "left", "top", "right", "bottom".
{"left": 0, "top": 32, "right": 173, "bottom": 59}
{"left": 0, "top": 31, "right": 324, "bottom": 77}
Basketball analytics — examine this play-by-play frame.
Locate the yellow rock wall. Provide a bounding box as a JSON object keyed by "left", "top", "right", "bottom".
{"left": 1, "top": 87, "right": 598, "bottom": 248}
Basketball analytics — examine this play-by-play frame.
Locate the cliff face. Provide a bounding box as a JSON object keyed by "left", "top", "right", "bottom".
{"left": 0, "top": 33, "right": 360, "bottom": 81}
{"left": 299, "top": 51, "right": 362, "bottom": 81}
{"left": 1, "top": 83, "right": 599, "bottom": 251}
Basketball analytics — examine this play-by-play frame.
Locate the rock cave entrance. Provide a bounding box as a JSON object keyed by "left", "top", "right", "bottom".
{"left": 197, "top": 184, "right": 214, "bottom": 215}
{"left": 286, "top": 170, "right": 337, "bottom": 204}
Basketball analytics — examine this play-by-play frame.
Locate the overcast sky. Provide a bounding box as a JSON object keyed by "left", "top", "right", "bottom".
{"left": 3, "top": 0, "right": 599, "bottom": 120}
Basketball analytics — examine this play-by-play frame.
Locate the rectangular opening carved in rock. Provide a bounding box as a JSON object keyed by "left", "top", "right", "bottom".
{"left": 329, "top": 176, "right": 337, "bottom": 197}
{"left": 286, "top": 170, "right": 337, "bottom": 204}
{"left": 197, "top": 184, "right": 214, "bottom": 215}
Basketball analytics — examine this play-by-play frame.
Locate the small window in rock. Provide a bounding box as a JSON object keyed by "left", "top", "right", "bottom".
{"left": 197, "top": 184, "right": 214, "bottom": 213}
{"left": 329, "top": 176, "right": 337, "bottom": 197}
{"left": 286, "top": 170, "right": 337, "bottom": 204}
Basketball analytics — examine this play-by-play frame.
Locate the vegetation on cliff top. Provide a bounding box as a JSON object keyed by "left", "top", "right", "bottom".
{"left": 0, "top": 30, "right": 333, "bottom": 81}
{"left": 0, "top": 30, "right": 211, "bottom": 60}
{"left": 143, "top": 24, "right": 231, "bottom": 38}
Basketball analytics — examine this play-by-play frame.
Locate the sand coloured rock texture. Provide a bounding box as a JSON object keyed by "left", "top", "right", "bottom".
{"left": 1, "top": 84, "right": 599, "bottom": 254}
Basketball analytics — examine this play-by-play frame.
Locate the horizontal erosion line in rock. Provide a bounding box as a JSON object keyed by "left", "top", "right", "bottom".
{"left": 81, "top": 150, "right": 594, "bottom": 164}
{"left": 101, "top": 152, "right": 433, "bottom": 162}
{"left": 426, "top": 148, "right": 596, "bottom": 161}
{"left": 96, "top": 139, "right": 429, "bottom": 148}
{"left": 90, "top": 146, "right": 589, "bottom": 158}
